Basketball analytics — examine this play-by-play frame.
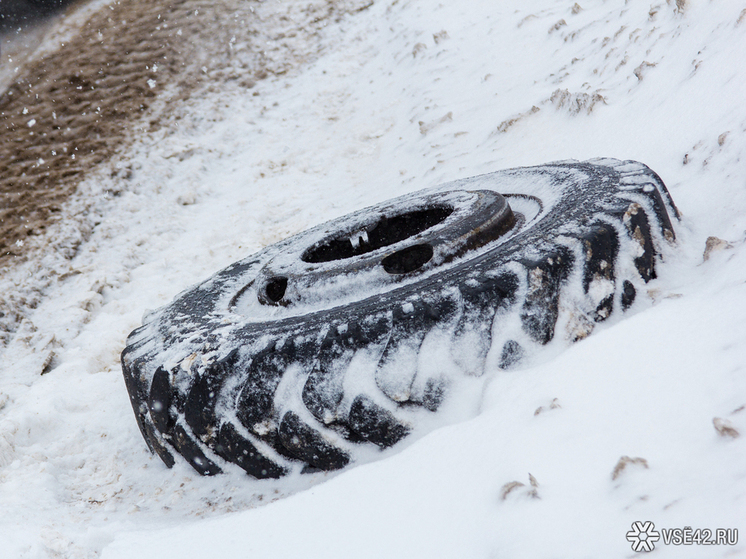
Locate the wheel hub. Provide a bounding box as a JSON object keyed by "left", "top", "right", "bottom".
{"left": 235, "top": 190, "right": 517, "bottom": 314}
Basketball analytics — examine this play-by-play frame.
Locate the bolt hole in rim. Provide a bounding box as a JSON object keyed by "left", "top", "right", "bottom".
{"left": 381, "top": 244, "right": 434, "bottom": 274}
{"left": 264, "top": 276, "right": 288, "bottom": 302}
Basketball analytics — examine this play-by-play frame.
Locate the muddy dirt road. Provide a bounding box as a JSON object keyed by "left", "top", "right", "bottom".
{"left": 1, "top": 0, "right": 260, "bottom": 266}
{"left": 0, "top": 0, "right": 370, "bottom": 343}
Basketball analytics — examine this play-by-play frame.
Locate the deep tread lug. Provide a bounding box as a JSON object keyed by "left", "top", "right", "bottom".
{"left": 374, "top": 300, "right": 437, "bottom": 402}
{"left": 235, "top": 342, "right": 292, "bottom": 436}
{"left": 454, "top": 272, "right": 518, "bottom": 370}
{"left": 302, "top": 322, "right": 369, "bottom": 424}
{"left": 215, "top": 422, "right": 287, "bottom": 479}
{"left": 141, "top": 418, "right": 176, "bottom": 468}
{"left": 621, "top": 280, "right": 636, "bottom": 310}
{"left": 499, "top": 339, "right": 524, "bottom": 369}
{"left": 373, "top": 293, "right": 458, "bottom": 403}
{"left": 348, "top": 396, "right": 410, "bottom": 448}
{"left": 171, "top": 425, "right": 222, "bottom": 476}
{"left": 580, "top": 223, "right": 619, "bottom": 322}
{"left": 520, "top": 249, "right": 572, "bottom": 344}
{"left": 421, "top": 377, "right": 446, "bottom": 412}
{"left": 622, "top": 203, "right": 657, "bottom": 282}
{"left": 639, "top": 173, "right": 679, "bottom": 236}
{"left": 149, "top": 366, "right": 175, "bottom": 435}
{"left": 184, "top": 352, "right": 236, "bottom": 446}
{"left": 278, "top": 412, "right": 350, "bottom": 471}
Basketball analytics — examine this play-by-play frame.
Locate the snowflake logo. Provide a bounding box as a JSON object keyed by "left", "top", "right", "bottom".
{"left": 626, "top": 521, "right": 660, "bottom": 552}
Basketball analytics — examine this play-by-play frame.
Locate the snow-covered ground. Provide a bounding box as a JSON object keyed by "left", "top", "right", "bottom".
{"left": 1, "top": 0, "right": 745, "bottom": 557}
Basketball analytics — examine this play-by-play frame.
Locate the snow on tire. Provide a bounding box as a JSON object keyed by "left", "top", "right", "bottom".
{"left": 121, "top": 159, "right": 678, "bottom": 477}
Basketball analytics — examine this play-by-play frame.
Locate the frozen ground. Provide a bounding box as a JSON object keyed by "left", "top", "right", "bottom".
{"left": 1, "top": 0, "right": 745, "bottom": 557}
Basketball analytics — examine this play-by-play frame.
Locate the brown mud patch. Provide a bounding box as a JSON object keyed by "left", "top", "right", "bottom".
{"left": 0, "top": 0, "right": 372, "bottom": 343}
{"left": 0, "top": 0, "right": 260, "bottom": 268}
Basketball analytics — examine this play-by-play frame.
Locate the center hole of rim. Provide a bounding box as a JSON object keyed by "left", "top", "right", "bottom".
{"left": 301, "top": 205, "right": 453, "bottom": 264}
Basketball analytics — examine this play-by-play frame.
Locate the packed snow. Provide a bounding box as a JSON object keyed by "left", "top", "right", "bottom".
{"left": 1, "top": 0, "right": 745, "bottom": 557}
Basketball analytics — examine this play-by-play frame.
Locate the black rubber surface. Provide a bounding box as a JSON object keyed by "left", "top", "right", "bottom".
{"left": 121, "top": 159, "right": 679, "bottom": 477}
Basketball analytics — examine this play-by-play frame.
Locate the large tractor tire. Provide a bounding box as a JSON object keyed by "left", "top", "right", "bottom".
{"left": 121, "top": 159, "right": 678, "bottom": 477}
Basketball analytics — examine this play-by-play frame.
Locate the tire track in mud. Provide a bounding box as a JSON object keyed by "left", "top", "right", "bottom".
{"left": 0, "top": 0, "right": 371, "bottom": 341}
